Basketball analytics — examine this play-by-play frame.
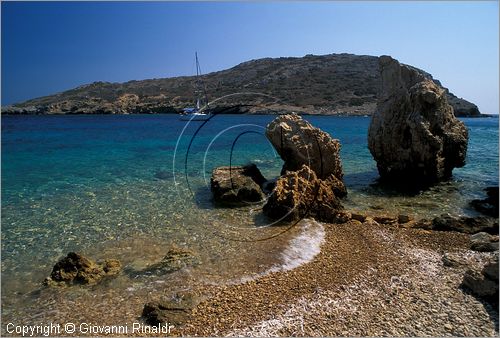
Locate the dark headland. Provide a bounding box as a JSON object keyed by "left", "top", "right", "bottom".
{"left": 1, "top": 53, "right": 486, "bottom": 117}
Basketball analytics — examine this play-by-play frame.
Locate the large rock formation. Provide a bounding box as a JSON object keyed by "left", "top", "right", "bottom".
{"left": 44, "top": 252, "right": 121, "bottom": 286}
{"left": 263, "top": 114, "right": 347, "bottom": 223}
{"left": 210, "top": 164, "right": 267, "bottom": 205}
{"left": 266, "top": 113, "right": 344, "bottom": 181}
{"left": 263, "top": 164, "right": 346, "bottom": 223}
{"left": 368, "top": 56, "right": 468, "bottom": 184}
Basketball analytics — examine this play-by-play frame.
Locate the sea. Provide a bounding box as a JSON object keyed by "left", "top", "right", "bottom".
{"left": 1, "top": 114, "right": 498, "bottom": 327}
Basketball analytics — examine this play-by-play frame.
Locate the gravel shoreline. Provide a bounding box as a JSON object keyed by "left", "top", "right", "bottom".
{"left": 178, "top": 220, "right": 498, "bottom": 336}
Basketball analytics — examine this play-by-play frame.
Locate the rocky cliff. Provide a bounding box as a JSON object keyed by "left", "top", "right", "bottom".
{"left": 2, "top": 53, "right": 481, "bottom": 116}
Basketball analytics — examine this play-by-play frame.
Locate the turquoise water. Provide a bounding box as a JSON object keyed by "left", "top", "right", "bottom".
{"left": 1, "top": 114, "right": 498, "bottom": 325}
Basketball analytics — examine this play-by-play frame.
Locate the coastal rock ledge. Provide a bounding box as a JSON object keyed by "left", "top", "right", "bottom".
{"left": 368, "top": 55, "right": 468, "bottom": 184}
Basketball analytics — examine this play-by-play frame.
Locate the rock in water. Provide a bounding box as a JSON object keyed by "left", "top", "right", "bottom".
{"left": 368, "top": 55, "right": 468, "bottom": 184}
{"left": 142, "top": 292, "right": 200, "bottom": 326}
{"left": 470, "top": 186, "right": 499, "bottom": 217}
{"left": 263, "top": 164, "right": 346, "bottom": 222}
{"left": 138, "top": 246, "right": 200, "bottom": 276}
{"left": 210, "top": 164, "right": 266, "bottom": 205}
{"left": 44, "top": 252, "right": 121, "bottom": 286}
{"left": 266, "top": 113, "right": 344, "bottom": 181}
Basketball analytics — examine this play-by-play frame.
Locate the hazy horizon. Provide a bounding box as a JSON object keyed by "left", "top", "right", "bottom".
{"left": 2, "top": 1, "right": 499, "bottom": 114}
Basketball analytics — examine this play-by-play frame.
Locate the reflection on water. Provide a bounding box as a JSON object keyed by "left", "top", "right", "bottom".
{"left": 1, "top": 115, "right": 498, "bottom": 326}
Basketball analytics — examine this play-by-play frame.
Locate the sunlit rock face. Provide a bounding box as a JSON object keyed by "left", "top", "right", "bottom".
{"left": 368, "top": 55, "right": 468, "bottom": 185}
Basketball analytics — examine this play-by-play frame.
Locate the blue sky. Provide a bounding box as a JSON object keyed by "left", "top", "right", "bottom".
{"left": 2, "top": 1, "right": 499, "bottom": 114}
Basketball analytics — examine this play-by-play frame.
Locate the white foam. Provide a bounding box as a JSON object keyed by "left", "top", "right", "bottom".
{"left": 235, "top": 219, "right": 325, "bottom": 284}
{"left": 271, "top": 218, "right": 325, "bottom": 272}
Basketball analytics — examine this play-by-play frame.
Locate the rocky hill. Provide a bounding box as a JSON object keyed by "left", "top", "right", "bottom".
{"left": 2, "top": 53, "right": 480, "bottom": 116}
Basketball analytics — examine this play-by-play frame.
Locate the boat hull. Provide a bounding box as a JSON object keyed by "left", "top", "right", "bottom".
{"left": 179, "top": 114, "right": 211, "bottom": 121}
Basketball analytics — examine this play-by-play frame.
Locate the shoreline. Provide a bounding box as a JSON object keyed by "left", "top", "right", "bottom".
{"left": 174, "top": 220, "right": 497, "bottom": 336}
{"left": 1, "top": 112, "right": 496, "bottom": 118}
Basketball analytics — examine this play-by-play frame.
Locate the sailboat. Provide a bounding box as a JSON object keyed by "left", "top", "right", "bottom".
{"left": 179, "top": 52, "right": 212, "bottom": 121}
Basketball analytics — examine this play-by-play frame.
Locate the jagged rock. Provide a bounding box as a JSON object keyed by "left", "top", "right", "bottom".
{"left": 470, "top": 186, "right": 499, "bottom": 217}
{"left": 266, "top": 114, "right": 344, "bottom": 181}
{"left": 263, "top": 164, "right": 345, "bottom": 223}
{"left": 430, "top": 214, "right": 498, "bottom": 234}
{"left": 142, "top": 292, "right": 200, "bottom": 326}
{"left": 210, "top": 164, "right": 266, "bottom": 205}
{"left": 462, "top": 253, "right": 499, "bottom": 305}
{"left": 44, "top": 252, "right": 121, "bottom": 286}
{"left": 470, "top": 232, "right": 499, "bottom": 252}
{"left": 368, "top": 55, "right": 468, "bottom": 184}
{"left": 135, "top": 246, "right": 200, "bottom": 277}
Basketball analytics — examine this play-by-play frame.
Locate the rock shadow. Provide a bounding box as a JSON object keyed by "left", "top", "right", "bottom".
{"left": 345, "top": 170, "right": 464, "bottom": 198}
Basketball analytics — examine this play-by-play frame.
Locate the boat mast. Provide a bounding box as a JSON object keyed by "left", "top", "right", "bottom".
{"left": 194, "top": 52, "right": 210, "bottom": 112}
{"left": 195, "top": 52, "right": 201, "bottom": 109}
{"left": 195, "top": 52, "right": 200, "bottom": 77}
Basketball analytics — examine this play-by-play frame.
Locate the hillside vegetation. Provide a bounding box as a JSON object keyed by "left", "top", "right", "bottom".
{"left": 2, "top": 53, "right": 480, "bottom": 116}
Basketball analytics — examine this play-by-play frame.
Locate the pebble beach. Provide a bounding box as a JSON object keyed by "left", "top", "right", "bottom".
{"left": 179, "top": 220, "right": 498, "bottom": 336}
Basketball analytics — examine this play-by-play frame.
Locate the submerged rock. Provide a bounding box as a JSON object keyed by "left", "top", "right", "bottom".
{"left": 210, "top": 164, "right": 266, "bottom": 205}
{"left": 142, "top": 292, "right": 200, "bottom": 326}
{"left": 44, "top": 252, "right": 121, "bottom": 286}
{"left": 266, "top": 113, "right": 344, "bottom": 181}
{"left": 133, "top": 246, "right": 200, "bottom": 277}
{"left": 368, "top": 55, "right": 468, "bottom": 185}
{"left": 263, "top": 164, "right": 346, "bottom": 223}
{"left": 154, "top": 170, "right": 172, "bottom": 180}
{"left": 470, "top": 186, "right": 499, "bottom": 218}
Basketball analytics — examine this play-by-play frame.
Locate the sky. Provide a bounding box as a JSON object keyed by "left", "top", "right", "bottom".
{"left": 1, "top": 1, "right": 499, "bottom": 114}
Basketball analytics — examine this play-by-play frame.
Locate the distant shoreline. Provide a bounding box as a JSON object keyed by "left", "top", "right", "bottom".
{"left": 0, "top": 54, "right": 486, "bottom": 118}
{"left": 1, "top": 111, "right": 497, "bottom": 118}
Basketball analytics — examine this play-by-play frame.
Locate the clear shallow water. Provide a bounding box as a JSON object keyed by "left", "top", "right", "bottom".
{"left": 1, "top": 114, "right": 498, "bottom": 325}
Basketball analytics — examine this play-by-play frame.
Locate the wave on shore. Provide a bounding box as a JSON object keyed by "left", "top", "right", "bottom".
{"left": 273, "top": 219, "right": 326, "bottom": 272}
{"left": 236, "top": 219, "right": 325, "bottom": 284}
